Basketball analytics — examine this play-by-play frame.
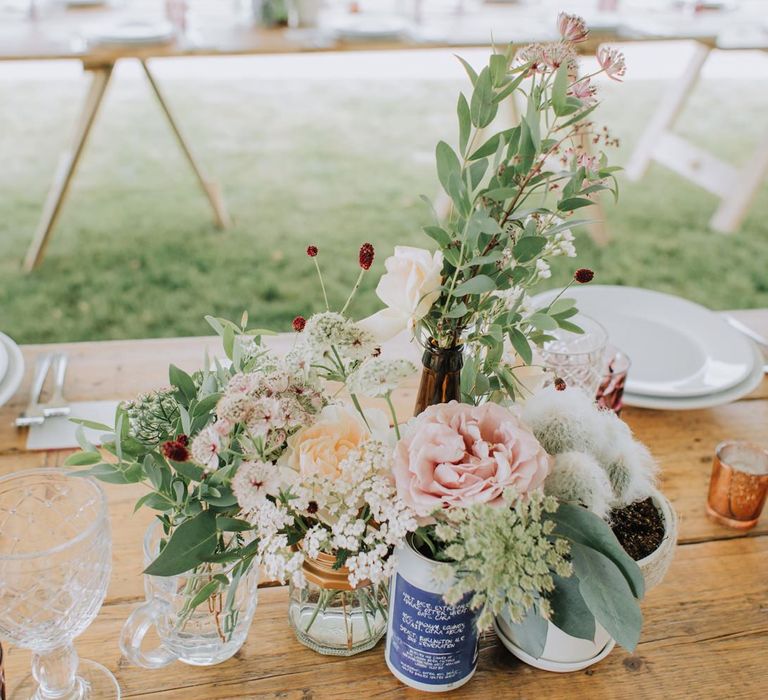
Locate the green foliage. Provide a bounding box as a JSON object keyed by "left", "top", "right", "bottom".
{"left": 418, "top": 45, "right": 620, "bottom": 405}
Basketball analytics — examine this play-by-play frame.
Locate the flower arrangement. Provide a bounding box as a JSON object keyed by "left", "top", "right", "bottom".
{"left": 66, "top": 10, "right": 670, "bottom": 687}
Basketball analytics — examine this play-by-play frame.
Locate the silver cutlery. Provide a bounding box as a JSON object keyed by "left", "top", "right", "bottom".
{"left": 15, "top": 354, "right": 53, "bottom": 428}
{"left": 43, "top": 354, "right": 70, "bottom": 418}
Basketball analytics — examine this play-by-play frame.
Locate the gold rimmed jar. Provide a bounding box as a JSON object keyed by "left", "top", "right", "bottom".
{"left": 707, "top": 441, "right": 768, "bottom": 530}
{"left": 288, "top": 548, "right": 389, "bottom": 656}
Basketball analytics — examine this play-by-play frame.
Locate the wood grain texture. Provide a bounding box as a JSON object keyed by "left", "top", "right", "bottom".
{"left": 1, "top": 310, "right": 767, "bottom": 697}
{"left": 3, "top": 538, "right": 766, "bottom": 699}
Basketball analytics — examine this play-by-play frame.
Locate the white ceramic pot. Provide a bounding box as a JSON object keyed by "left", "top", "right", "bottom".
{"left": 385, "top": 537, "right": 479, "bottom": 692}
{"left": 494, "top": 610, "right": 615, "bottom": 672}
{"left": 636, "top": 489, "right": 677, "bottom": 591}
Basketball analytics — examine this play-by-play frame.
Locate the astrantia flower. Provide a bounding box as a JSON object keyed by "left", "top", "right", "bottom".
{"left": 232, "top": 460, "right": 281, "bottom": 514}
{"left": 346, "top": 357, "right": 416, "bottom": 398}
{"left": 190, "top": 425, "right": 221, "bottom": 473}
{"left": 557, "top": 12, "right": 589, "bottom": 43}
{"left": 358, "top": 242, "right": 375, "bottom": 270}
{"left": 569, "top": 77, "right": 597, "bottom": 106}
{"left": 597, "top": 47, "right": 626, "bottom": 82}
{"left": 306, "top": 245, "right": 318, "bottom": 257}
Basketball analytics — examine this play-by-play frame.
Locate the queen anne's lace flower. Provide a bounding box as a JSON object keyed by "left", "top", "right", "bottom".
{"left": 346, "top": 358, "right": 416, "bottom": 398}
{"left": 124, "top": 388, "right": 180, "bottom": 444}
{"left": 435, "top": 488, "right": 571, "bottom": 631}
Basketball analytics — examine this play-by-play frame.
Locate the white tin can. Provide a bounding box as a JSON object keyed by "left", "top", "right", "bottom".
{"left": 384, "top": 537, "right": 479, "bottom": 692}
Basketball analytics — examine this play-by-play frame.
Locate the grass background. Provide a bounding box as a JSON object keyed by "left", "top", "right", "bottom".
{"left": 1, "top": 69, "right": 767, "bottom": 344}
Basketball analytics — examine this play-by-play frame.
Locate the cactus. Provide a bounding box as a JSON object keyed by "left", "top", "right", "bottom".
{"left": 524, "top": 386, "right": 658, "bottom": 513}
{"left": 545, "top": 451, "right": 614, "bottom": 519}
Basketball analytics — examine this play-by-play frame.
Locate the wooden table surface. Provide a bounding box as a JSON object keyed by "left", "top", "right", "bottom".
{"left": 2, "top": 311, "right": 768, "bottom": 698}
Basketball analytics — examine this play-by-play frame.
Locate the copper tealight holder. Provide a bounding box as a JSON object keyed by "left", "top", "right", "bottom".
{"left": 707, "top": 441, "right": 768, "bottom": 530}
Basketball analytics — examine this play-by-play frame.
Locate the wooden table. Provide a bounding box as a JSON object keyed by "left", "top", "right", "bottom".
{"left": 1, "top": 310, "right": 768, "bottom": 698}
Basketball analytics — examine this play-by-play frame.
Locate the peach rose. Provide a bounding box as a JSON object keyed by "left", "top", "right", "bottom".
{"left": 284, "top": 404, "right": 388, "bottom": 479}
{"left": 392, "top": 401, "right": 550, "bottom": 517}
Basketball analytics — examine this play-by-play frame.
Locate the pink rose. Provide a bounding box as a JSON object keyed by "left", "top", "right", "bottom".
{"left": 392, "top": 401, "right": 550, "bottom": 517}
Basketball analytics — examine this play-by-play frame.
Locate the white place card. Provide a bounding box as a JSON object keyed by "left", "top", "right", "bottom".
{"left": 26, "top": 400, "right": 121, "bottom": 451}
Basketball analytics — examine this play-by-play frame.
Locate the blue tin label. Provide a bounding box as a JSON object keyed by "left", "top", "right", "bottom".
{"left": 388, "top": 573, "right": 479, "bottom": 687}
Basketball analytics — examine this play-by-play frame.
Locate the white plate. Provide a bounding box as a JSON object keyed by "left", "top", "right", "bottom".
{"left": 331, "top": 16, "right": 409, "bottom": 40}
{"left": 0, "top": 338, "right": 7, "bottom": 385}
{"left": 532, "top": 286, "right": 754, "bottom": 398}
{"left": 622, "top": 341, "right": 764, "bottom": 410}
{"left": 88, "top": 21, "right": 175, "bottom": 46}
{"left": 493, "top": 620, "right": 616, "bottom": 673}
{"left": 0, "top": 332, "right": 25, "bottom": 408}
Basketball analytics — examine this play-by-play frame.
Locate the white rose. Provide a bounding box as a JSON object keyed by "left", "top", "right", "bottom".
{"left": 359, "top": 246, "right": 443, "bottom": 341}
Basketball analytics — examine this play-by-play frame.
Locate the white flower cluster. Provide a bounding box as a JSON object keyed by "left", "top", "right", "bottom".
{"left": 435, "top": 488, "right": 572, "bottom": 632}
{"left": 290, "top": 312, "right": 378, "bottom": 376}
{"left": 288, "top": 440, "right": 418, "bottom": 588}
{"left": 346, "top": 357, "right": 416, "bottom": 398}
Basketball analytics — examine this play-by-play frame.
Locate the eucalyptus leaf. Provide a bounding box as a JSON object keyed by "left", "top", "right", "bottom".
{"left": 169, "top": 365, "right": 196, "bottom": 402}
{"left": 549, "top": 573, "right": 596, "bottom": 641}
{"left": 64, "top": 451, "right": 101, "bottom": 467}
{"left": 508, "top": 328, "right": 532, "bottom": 365}
{"left": 504, "top": 610, "right": 548, "bottom": 659}
{"left": 470, "top": 67, "right": 497, "bottom": 128}
{"left": 144, "top": 509, "right": 218, "bottom": 577}
{"left": 558, "top": 197, "right": 594, "bottom": 212}
{"left": 513, "top": 236, "right": 547, "bottom": 263}
{"left": 551, "top": 503, "right": 645, "bottom": 599}
{"left": 436, "top": 141, "right": 462, "bottom": 197}
{"left": 453, "top": 275, "right": 496, "bottom": 296}
{"left": 457, "top": 92, "right": 471, "bottom": 156}
{"left": 455, "top": 54, "right": 478, "bottom": 85}
{"left": 571, "top": 542, "right": 643, "bottom": 652}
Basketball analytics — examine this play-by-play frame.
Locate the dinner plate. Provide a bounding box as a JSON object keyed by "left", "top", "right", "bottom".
{"left": 532, "top": 286, "right": 754, "bottom": 398}
{"left": 0, "top": 332, "right": 25, "bottom": 408}
{"left": 88, "top": 21, "right": 176, "bottom": 46}
{"left": 621, "top": 341, "right": 764, "bottom": 410}
{"left": 330, "top": 16, "right": 409, "bottom": 40}
{"left": 0, "top": 338, "right": 7, "bottom": 385}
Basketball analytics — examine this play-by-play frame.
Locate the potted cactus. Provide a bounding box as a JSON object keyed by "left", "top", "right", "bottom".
{"left": 488, "top": 387, "right": 677, "bottom": 672}
{"left": 523, "top": 386, "right": 678, "bottom": 592}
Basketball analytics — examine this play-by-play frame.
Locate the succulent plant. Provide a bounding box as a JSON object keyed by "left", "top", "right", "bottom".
{"left": 524, "top": 387, "right": 658, "bottom": 515}
{"left": 544, "top": 451, "right": 614, "bottom": 519}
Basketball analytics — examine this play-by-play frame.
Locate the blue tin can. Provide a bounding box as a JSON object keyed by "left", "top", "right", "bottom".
{"left": 385, "top": 538, "right": 479, "bottom": 692}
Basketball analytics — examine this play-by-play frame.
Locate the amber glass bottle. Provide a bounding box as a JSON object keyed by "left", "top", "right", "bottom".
{"left": 413, "top": 341, "right": 464, "bottom": 416}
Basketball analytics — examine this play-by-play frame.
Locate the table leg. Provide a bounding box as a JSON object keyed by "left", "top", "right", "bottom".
{"left": 22, "top": 65, "right": 113, "bottom": 273}
{"left": 140, "top": 60, "right": 231, "bottom": 230}
{"left": 624, "top": 42, "right": 711, "bottom": 182}
{"left": 709, "top": 127, "right": 768, "bottom": 233}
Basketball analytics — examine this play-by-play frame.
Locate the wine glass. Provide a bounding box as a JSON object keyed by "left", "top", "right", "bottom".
{"left": 0, "top": 468, "right": 120, "bottom": 699}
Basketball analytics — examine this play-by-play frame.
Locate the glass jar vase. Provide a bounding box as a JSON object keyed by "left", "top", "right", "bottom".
{"left": 288, "top": 552, "right": 388, "bottom": 656}
{"left": 120, "top": 522, "right": 259, "bottom": 668}
{"left": 413, "top": 340, "right": 464, "bottom": 416}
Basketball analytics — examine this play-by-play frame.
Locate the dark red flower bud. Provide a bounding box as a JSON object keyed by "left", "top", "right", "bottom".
{"left": 554, "top": 377, "right": 567, "bottom": 391}
{"left": 372, "top": 346, "right": 382, "bottom": 357}
{"left": 161, "top": 440, "right": 190, "bottom": 462}
{"left": 574, "top": 268, "right": 595, "bottom": 284}
{"left": 176, "top": 434, "right": 189, "bottom": 446}
{"left": 292, "top": 316, "right": 306, "bottom": 332}
{"left": 307, "top": 500, "right": 319, "bottom": 514}
{"left": 306, "top": 245, "right": 318, "bottom": 257}
{"left": 358, "top": 242, "right": 375, "bottom": 270}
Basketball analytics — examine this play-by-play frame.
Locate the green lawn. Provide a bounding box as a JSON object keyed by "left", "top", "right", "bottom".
{"left": 1, "top": 73, "right": 767, "bottom": 344}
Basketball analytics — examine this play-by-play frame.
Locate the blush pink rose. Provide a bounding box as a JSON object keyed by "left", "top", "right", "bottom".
{"left": 392, "top": 401, "right": 550, "bottom": 517}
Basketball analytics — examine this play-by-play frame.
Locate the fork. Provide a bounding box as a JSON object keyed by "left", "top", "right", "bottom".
{"left": 43, "top": 354, "right": 70, "bottom": 418}
{"left": 15, "top": 354, "right": 53, "bottom": 428}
